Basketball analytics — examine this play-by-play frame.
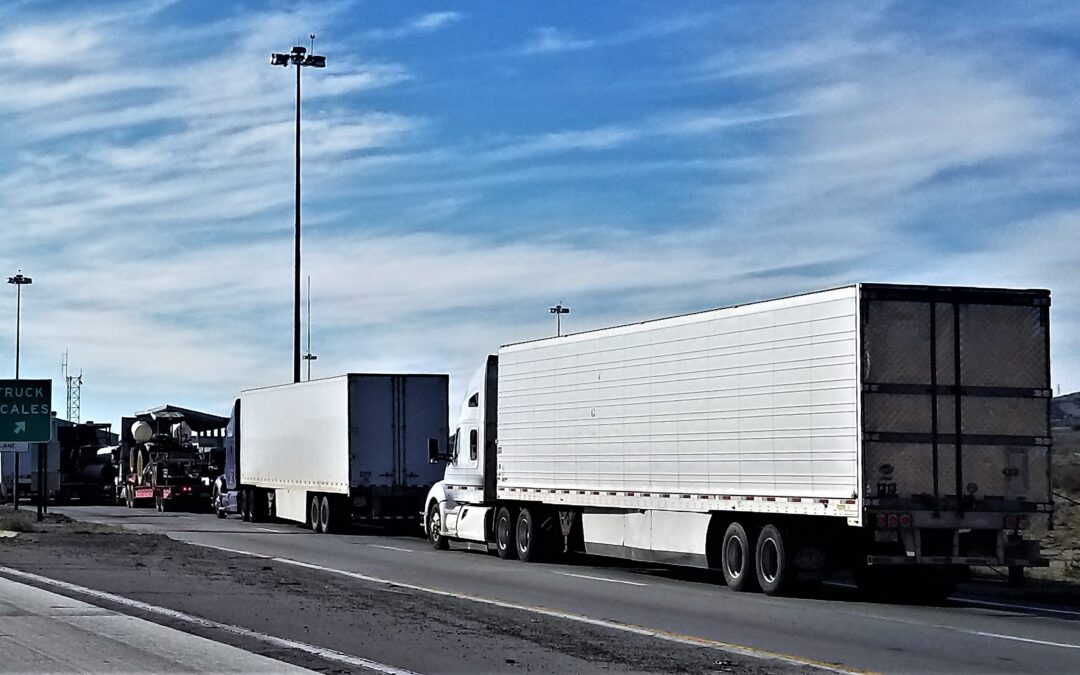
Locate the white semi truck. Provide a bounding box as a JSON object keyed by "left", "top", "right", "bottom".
{"left": 221, "top": 374, "right": 449, "bottom": 532}
{"left": 424, "top": 283, "right": 1053, "bottom": 598}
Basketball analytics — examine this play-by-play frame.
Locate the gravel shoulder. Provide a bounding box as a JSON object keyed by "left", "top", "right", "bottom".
{"left": 0, "top": 525, "right": 820, "bottom": 675}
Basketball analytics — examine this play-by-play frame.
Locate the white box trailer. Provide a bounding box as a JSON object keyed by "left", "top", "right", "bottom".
{"left": 424, "top": 284, "right": 1052, "bottom": 598}
{"left": 232, "top": 374, "right": 448, "bottom": 532}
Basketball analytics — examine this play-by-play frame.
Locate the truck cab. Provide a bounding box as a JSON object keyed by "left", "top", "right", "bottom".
{"left": 424, "top": 356, "right": 497, "bottom": 548}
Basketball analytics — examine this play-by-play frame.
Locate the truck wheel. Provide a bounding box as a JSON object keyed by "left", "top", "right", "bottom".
{"left": 495, "top": 506, "right": 517, "bottom": 560}
{"left": 239, "top": 488, "right": 251, "bottom": 522}
{"left": 428, "top": 502, "right": 449, "bottom": 550}
{"left": 212, "top": 484, "right": 226, "bottom": 519}
{"left": 310, "top": 494, "right": 322, "bottom": 533}
{"left": 1008, "top": 566, "right": 1025, "bottom": 587}
{"left": 721, "top": 522, "right": 758, "bottom": 592}
{"left": 755, "top": 524, "right": 792, "bottom": 596}
{"left": 249, "top": 488, "right": 263, "bottom": 523}
{"left": 515, "top": 507, "right": 536, "bottom": 562}
{"left": 319, "top": 495, "right": 332, "bottom": 533}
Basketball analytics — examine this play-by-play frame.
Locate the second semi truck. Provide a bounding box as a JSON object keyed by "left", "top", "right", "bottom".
{"left": 217, "top": 374, "right": 449, "bottom": 532}
{"left": 424, "top": 283, "right": 1053, "bottom": 599}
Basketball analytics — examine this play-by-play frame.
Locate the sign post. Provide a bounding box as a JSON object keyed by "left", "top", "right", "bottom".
{"left": 0, "top": 380, "right": 51, "bottom": 515}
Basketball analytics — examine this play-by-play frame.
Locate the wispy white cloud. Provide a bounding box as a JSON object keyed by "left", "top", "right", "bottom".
{"left": 365, "top": 11, "right": 463, "bottom": 40}
{"left": 520, "top": 26, "right": 595, "bottom": 55}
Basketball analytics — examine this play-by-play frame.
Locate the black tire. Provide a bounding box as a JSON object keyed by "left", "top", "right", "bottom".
{"left": 310, "top": 494, "right": 322, "bottom": 533}
{"left": 495, "top": 506, "right": 517, "bottom": 560}
{"left": 249, "top": 488, "right": 264, "bottom": 523}
{"left": 516, "top": 507, "right": 544, "bottom": 562}
{"left": 319, "top": 495, "right": 332, "bottom": 533}
{"left": 1008, "top": 565, "right": 1025, "bottom": 587}
{"left": 755, "top": 524, "right": 793, "bottom": 596}
{"left": 721, "top": 521, "right": 758, "bottom": 592}
{"left": 428, "top": 501, "right": 449, "bottom": 550}
{"left": 212, "top": 484, "right": 226, "bottom": 518}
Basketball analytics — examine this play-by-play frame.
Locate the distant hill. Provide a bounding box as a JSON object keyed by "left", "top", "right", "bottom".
{"left": 1053, "top": 391, "right": 1080, "bottom": 428}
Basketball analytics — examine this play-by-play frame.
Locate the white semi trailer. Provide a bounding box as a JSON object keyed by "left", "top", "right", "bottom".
{"left": 424, "top": 283, "right": 1053, "bottom": 598}
{"left": 229, "top": 374, "right": 449, "bottom": 532}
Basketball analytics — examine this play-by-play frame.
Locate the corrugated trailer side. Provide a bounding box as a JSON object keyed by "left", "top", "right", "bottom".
{"left": 240, "top": 377, "right": 351, "bottom": 523}
{"left": 496, "top": 286, "right": 862, "bottom": 519}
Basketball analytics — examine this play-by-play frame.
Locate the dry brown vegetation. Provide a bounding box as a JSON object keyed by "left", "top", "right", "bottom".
{"left": 1039, "top": 428, "right": 1080, "bottom": 581}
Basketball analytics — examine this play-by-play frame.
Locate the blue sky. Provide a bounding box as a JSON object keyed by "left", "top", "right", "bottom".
{"left": 1, "top": 1, "right": 1078, "bottom": 426}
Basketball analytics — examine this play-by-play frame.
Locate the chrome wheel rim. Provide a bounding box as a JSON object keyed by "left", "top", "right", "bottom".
{"left": 430, "top": 508, "right": 441, "bottom": 543}
{"left": 725, "top": 537, "right": 744, "bottom": 580}
{"left": 760, "top": 538, "right": 779, "bottom": 584}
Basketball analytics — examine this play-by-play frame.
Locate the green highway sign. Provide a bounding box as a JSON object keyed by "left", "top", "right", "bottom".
{"left": 0, "top": 380, "right": 52, "bottom": 442}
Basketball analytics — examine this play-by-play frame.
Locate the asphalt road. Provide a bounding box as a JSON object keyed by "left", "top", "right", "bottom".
{"left": 54, "top": 505, "right": 1080, "bottom": 674}
{"left": 0, "top": 575, "right": 311, "bottom": 674}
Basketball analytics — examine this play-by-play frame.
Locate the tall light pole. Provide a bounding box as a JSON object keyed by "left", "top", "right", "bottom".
{"left": 271, "top": 35, "right": 326, "bottom": 383}
{"left": 7, "top": 271, "right": 32, "bottom": 379}
{"left": 549, "top": 303, "right": 570, "bottom": 337}
{"left": 7, "top": 270, "right": 31, "bottom": 511}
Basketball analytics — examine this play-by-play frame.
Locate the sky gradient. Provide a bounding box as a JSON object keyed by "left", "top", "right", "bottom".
{"left": 1, "top": 1, "right": 1078, "bottom": 426}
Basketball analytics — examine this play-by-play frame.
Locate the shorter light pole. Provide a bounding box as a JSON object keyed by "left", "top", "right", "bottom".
{"left": 7, "top": 270, "right": 32, "bottom": 511}
{"left": 7, "top": 271, "right": 32, "bottom": 379}
{"left": 549, "top": 304, "right": 570, "bottom": 337}
{"left": 302, "top": 275, "right": 317, "bottom": 381}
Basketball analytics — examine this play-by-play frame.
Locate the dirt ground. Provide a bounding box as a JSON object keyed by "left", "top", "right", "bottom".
{"left": 1040, "top": 427, "right": 1080, "bottom": 583}
{"left": 0, "top": 524, "right": 819, "bottom": 675}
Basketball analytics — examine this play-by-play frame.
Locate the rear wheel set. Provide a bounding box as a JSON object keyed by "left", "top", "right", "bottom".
{"left": 310, "top": 494, "right": 345, "bottom": 534}
{"left": 719, "top": 520, "right": 795, "bottom": 596}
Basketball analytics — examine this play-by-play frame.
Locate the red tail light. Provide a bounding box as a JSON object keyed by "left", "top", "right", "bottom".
{"left": 899, "top": 513, "right": 911, "bottom": 527}
{"left": 875, "top": 513, "right": 887, "bottom": 527}
{"left": 887, "top": 514, "right": 899, "bottom": 528}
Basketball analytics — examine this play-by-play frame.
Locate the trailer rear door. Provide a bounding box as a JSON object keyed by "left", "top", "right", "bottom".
{"left": 859, "top": 285, "right": 1051, "bottom": 513}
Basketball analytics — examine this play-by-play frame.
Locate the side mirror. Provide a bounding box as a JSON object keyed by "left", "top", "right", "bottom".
{"left": 428, "top": 438, "right": 441, "bottom": 464}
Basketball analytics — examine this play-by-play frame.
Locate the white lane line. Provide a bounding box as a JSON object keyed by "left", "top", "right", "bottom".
{"left": 255, "top": 527, "right": 288, "bottom": 533}
{"left": 824, "top": 581, "right": 1080, "bottom": 619}
{"left": 369, "top": 545, "right": 414, "bottom": 553}
{"left": 853, "top": 611, "right": 1080, "bottom": 652}
{"left": 556, "top": 572, "right": 647, "bottom": 587}
{"left": 195, "top": 543, "right": 272, "bottom": 558}
{"left": 0, "top": 566, "right": 418, "bottom": 675}
{"left": 970, "top": 631, "right": 1080, "bottom": 650}
{"left": 189, "top": 544, "right": 865, "bottom": 674}
{"left": 952, "top": 597, "right": 1080, "bottom": 619}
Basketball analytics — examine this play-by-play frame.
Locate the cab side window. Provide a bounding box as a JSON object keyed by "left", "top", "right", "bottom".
{"left": 470, "top": 429, "right": 478, "bottom": 461}
{"left": 468, "top": 393, "right": 479, "bottom": 407}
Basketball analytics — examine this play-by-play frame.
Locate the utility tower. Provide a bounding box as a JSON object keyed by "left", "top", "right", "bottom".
{"left": 62, "top": 351, "right": 82, "bottom": 423}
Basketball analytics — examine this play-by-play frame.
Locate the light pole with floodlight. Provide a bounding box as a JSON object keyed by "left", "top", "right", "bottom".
{"left": 7, "top": 271, "right": 32, "bottom": 379}
{"left": 7, "top": 270, "right": 31, "bottom": 510}
{"left": 549, "top": 303, "right": 570, "bottom": 337}
{"left": 271, "top": 35, "right": 326, "bottom": 383}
